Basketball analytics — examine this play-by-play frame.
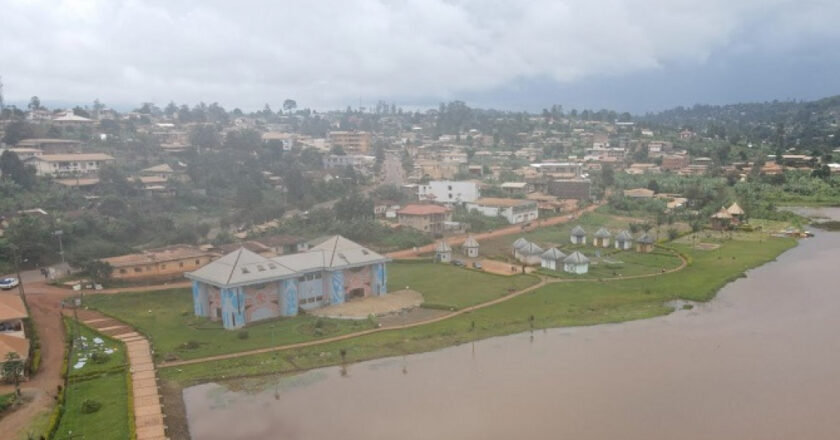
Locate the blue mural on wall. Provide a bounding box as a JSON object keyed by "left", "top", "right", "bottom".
{"left": 283, "top": 279, "right": 298, "bottom": 316}
{"left": 371, "top": 263, "right": 387, "bottom": 296}
{"left": 221, "top": 287, "right": 246, "bottom": 329}
{"left": 191, "top": 281, "right": 205, "bottom": 316}
{"left": 331, "top": 271, "right": 345, "bottom": 304}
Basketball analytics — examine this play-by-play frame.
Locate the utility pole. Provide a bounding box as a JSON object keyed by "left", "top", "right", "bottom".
{"left": 54, "top": 230, "right": 65, "bottom": 264}
{"left": 8, "top": 244, "right": 27, "bottom": 308}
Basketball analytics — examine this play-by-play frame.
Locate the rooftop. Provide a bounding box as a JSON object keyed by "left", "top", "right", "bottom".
{"left": 0, "top": 294, "right": 28, "bottom": 321}
{"left": 32, "top": 153, "right": 115, "bottom": 162}
{"left": 102, "top": 245, "right": 214, "bottom": 268}
{"left": 471, "top": 197, "right": 535, "bottom": 208}
{"left": 0, "top": 334, "right": 30, "bottom": 361}
{"left": 397, "top": 204, "right": 451, "bottom": 216}
{"left": 564, "top": 251, "right": 590, "bottom": 264}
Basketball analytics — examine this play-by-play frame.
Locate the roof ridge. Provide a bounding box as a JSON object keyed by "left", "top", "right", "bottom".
{"left": 225, "top": 248, "right": 245, "bottom": 286}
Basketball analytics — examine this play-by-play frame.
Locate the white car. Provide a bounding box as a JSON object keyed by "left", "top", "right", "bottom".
{"left": 0, "top": 277, "right": 20, "bottom": 290}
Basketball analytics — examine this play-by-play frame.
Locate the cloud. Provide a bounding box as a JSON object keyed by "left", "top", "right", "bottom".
{"left": 1, "top": 0, "right": 839, "bottom": 110}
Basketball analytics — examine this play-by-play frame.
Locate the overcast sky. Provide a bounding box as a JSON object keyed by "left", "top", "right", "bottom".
{"left": 2, "top": 0, "right": 839, "bottom": 113}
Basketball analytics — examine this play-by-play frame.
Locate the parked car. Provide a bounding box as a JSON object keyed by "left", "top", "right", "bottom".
{"left": 472, "top": 261, "right": 483, "bottom": 269}
{"left": 0, "top": 277, "right": 20, "bottom": 290}
{"left": 451, "top": 259, "right": 465, "bottom": 267}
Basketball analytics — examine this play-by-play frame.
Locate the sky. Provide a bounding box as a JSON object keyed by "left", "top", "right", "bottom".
{"left": 1, "top": 0, "right": 839, "bottom": 114}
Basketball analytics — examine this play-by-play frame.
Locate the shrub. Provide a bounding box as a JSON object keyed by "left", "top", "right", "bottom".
{"left": 182, "top": 340, "right": 201, "bottom": 350}
{"left": 90, "top": 351, "right": 110, "bottom": 364}
{"left": 237, "top": 330, "right": 249, "bottom": 340}
{"left": 81, "top": 399, "right": 102, "bottom": 414}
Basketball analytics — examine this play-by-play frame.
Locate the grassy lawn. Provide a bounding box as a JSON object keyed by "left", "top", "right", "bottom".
{"left": 478, "top": 211, "right": 655, "bottom": 260}
{"left": 159, "top": 232, "right": 797, "bottom": 385}
{"left": 84, "top": 289, "right": 376, "bottom": 362}
{"left": 0, "top": 392, "right": 15, "bottom": 413}
{"left": 54, "top": 372, "right": 130, "bottom": 440}
{"left": 537, "top": 248, "right": 683, "bottom": 279}
{"left": 389, "top": 262, "right": 539, "bottom": 309}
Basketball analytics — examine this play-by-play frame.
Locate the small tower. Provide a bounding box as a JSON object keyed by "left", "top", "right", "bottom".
{"left": 593, "top": 227, "right": 611, "bottom": 248}
{"left": 570, "top": 225, "right": 586, "bottom": 245}
{"left": 462, "top": 235, "right": 480, "bottom": 258}
{"left": 636, "top": 233, "right": 655, "bottom": 253}
{"left": 435, "top": 241, "right": 452, "bottom": 263}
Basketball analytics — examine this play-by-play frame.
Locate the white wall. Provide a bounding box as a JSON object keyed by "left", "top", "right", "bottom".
{"left": 418, "top": 181, "right": 480, "bottom": 204}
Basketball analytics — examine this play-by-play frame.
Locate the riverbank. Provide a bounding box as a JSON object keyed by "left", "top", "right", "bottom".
{"left": 154, "top": 231, "right": 796, "bottom": 438}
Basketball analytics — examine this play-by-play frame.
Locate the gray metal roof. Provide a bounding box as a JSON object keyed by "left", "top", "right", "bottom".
{"left": 185, "top": 235, "right": 389, "bottom": 288}
{"left": 594, "top": 227, "right": 611, "bottom": 238}
{"left": 512, "top": 237, "right": 530, "bottom": 249}
{"left": 519, "top": 242, "right": 544, "bottom": 256}
{"left": 571, "top": 225, "right": 586, "bottom": 236}
{"left": 615, "top": 230, "right": 633, "bottom": 241}
{"left": 637, "top": 233, "right": 655, "bottom": 244}
{"left": 462, "top": 236, "right": 479, "bottom": 248}
{"left": 563, "top": 251, "right": 590, "bottom": 264}
{"left": 541, "top": 247, "right": 567, "bottom": 261}
{"left": 435, "top": 241, "right": 452, "bottom": 252}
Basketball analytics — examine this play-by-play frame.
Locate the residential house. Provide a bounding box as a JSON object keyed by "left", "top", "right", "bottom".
{"left": 186, "top": 236, "right": 389, "bottom": 329}
{"left": 563, "top": 251, "right": 590, "bottom": 274}
{"left": 710, "top": 207, "right": 734, "bottom": 230}
{"left": 4, "top": 148, "right": 43, "bottom": 160}
{"left": 0, "top": 294, "right": 29, "bottom": 377}
{"left": 593, "top": 228, "right": 611, "bottom": 247}
{"left": 435, "top": 241, "right": 452, "bottom": 263}
{"left": 512, "top": 238, "right": 530, "bottom": 259}
{"left": 397, "top": 204, "right": 453, "bottom": 234}
{"left": 540, "top": 248, "right": 566, "bottom": 271}
{"left": 624, "top": 188, "right": 656, "bottom": 198}
{"left": 16, "top": 138, "right": 81, "bottom": 154}
{"left": 27, "top": 153, "right": 115, "bottom": 177}
{"left": 256, "top": 235, "right": 310, "bottom": 256}
{"left": 465, "top": 198, "right": 539, "bottom": 225}
{"left": 661, "top": 154, "right": 690, "bottom": 171}
{"left": 102, "top": 245, "right": 218, "bottom": 281}
{"left": 462, "top": 236, "right": 479, "bottom": 258}
{"left": 500, "top": 182, "right": 532, "bottom": 196}
{"left": 570, "top": 225, "right": 586, "bottom": 245}
{"left": 322, "top": 154, "right": 375, "bottom": 169}
{"left": 614, "top": 230, "right": 633, "bottom": 250}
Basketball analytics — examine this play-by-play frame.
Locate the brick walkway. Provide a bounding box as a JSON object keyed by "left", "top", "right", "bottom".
{"left": 77, "top": 310, "right": 167, "bottom": 440}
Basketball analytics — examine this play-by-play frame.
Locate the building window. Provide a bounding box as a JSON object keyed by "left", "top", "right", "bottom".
{"left": 195, "top": 259, "right": 200, "bottom": 265}
{"left": 134, "top": 267, "right": 142, "bottom": 273}
{"left": 119, "top": 269, "right": 127, "bottom": 274}
{"left": 179, "top": 262, "right": 184, "bottom": 268}
{"left": 161, "top": 264, "right": 166, "bottom": 269}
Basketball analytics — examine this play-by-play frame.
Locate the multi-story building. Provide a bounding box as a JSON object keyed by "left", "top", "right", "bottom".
{"left": 102, "top": 245, "right": 218, "bottom": 281}
{"left": 26, "top": 153, "right": 116, "bottom": 177}
{"left": 328, "top": 131, "right": 371, "bottom": 153}
{"left": 186, "top": 236, "right": 390, "bottom": 329}
{"left": 465, "top": 198, "right": 539, "bottom": 224}
{"left": 547, "top": 178, "right": 592, "bottom": 200}
{"left": 416, "top": 180, "right": 480, "bottom": 204}
{"left": 396, "top": 204, "right": 453, "bottom": 234}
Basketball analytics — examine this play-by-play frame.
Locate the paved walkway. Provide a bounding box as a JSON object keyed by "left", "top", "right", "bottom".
{"left": 75, "top": 309, "right": 167, "bottom": 440}
{"left": 310, "top": 289, "right": 423, "bottom": 319}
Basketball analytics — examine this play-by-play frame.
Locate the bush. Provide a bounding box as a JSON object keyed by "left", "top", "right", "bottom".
{"left": 237, "top": 330, "right": 249, "bottom": 340}
{"left": 81, "top": 399, "right": 102, "bottom": 414}
{"left": 181, "top": 340, "right": 201, "bottom": 350}
{"left": 90, "top": 351, "right": 110, "bottom": 364}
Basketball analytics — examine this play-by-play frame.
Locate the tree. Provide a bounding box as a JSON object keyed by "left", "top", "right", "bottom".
{"left": 334, "top": 192, "right": 373, "bottom": 222}
{"left": 0, "top": 151, "right": 36, "bottom": 189}
{"left": 601, "top": 164, "right": 615, "bottom": 187}
{"left": 27, "top": 96, "right": 41, "bottom": 111}
{"left": 79, "top": 260, "right": 113, "bottom": 285}
{"left": 283, "top": 99, "right": 297, "bottom": 114}
{"left": 2, "top": 121, "right": 36, "bottom": 145}
{"left": 2, "top": 352, "right": 24, "bottom": 395}
{"left": 189, "top": 125, "right": 221, "bottom": 150}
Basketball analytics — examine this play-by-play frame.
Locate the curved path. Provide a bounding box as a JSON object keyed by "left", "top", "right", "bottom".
{"left": 161, "top": 248, "right": 687, "bottom": 368}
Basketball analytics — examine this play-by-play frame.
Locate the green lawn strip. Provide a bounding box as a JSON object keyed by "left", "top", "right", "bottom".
{"left": 84, "top": 289, "right": 376, "bottom": 362}
{"left": 53, "top": 371, "right": 130, "bottom": 440}
{"left": 66, "top": 321, "right": 128, "bottom": 379}
{"left": 389, "top": 262, "right": 539, "bottom": 309}
{"left": 538, "top": 248, "right": 683, "bottom": 279}
{"left": 160, "top": 235, "right": 796, "bottom": 385}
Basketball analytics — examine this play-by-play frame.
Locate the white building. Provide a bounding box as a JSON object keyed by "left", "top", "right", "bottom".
{"left": 462, "top": 236, "right": 479, "bottom": 258}
{"left": 322, "top": 154, "right": 375, "bottom": 169}
{"left": 26, "top": 153, "right": 115, "bottom": 176}
{"left": 570, "top": 225, "right": 587, "bottom": 245}
{"left": 435, "top": 241, "right": 452, "bottom": 263}
{"left": 540, "top": 248, "right": 566, "bottom": 271}
{"left": 465, "top": 198, "right": 539, "bottom": 225}
{"left": 563, "top": 251, "right": 590, "bottom": 274}
{"left": 417, "top": 180, "right": 480, "bottom": 204}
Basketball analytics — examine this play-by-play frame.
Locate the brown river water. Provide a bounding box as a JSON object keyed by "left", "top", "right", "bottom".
{"left": 184, "top": 208, "right": 840, "bottom": 440}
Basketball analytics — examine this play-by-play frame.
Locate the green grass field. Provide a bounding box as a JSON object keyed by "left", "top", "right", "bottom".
{"left": 0, "top": 392, "right": 15, "bottom": 413}
{"left": 54, "top": 372, "right": 130, "bottom": 440}
{"left": 84, "top": 289, "right": 376, "bottom": 362}
{"left": 537, "top": 248, "right": 683, "bottom": 279}
{"left": 159, "top": 233, "right": 796, "bottom": 385}
{"left": 389, "top": 262, "right": 539, "bottom": 309}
